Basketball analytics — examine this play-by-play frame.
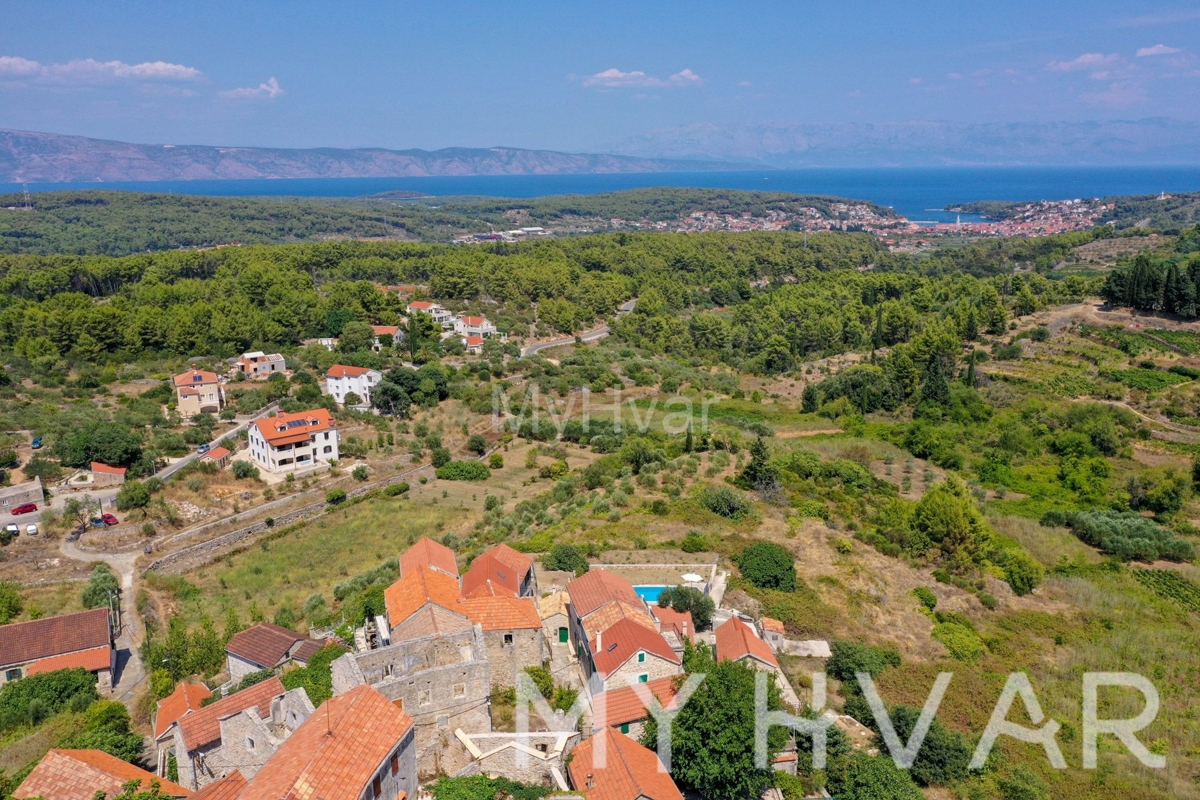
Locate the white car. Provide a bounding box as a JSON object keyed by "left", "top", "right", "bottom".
{"left": 4, "top": 523, "right": 17, "bottom": 537}
{"left": 25, "top": 523, "right": 38, "bottom": 536}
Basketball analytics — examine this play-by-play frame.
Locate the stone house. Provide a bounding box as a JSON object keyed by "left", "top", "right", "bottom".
{"left": 90, "top": 462, "right": 127, "bottom": 488}
{"left": 567, "top": 727, "right": 685, "bottom": 800}
{"left": 590, "top": 675, "right": 680, "bottom": 741}
{"left": 539, "top": 591, "right": 571, "bottom": 646}
{"left": 585, "top": 617, "right": 682, "bottom": 696}
{"left": 224, "top": 622, "right": 325, "bottom": 684}
{"left": 331, "top": 625, "right": 492, "bottom": 780}
{"left": 15, "top": 749, "right": 190, "bottom": 800}
{"left": 458, "top": 590, "right": 546, "bottom": 687}
{"left": 0, "top": 608, "right": 114, "bottom": 688}
{"left": 236, "top": 685, "right": 416, "bottom": 800}
{"left": 454, "top": 731, "right": 579, "bottom": 787}
{"left": 462, "top": 543, "right": 537, "bottom": 598}
{"left": 399, "top": 536, "right": 459, "bottom": 579}
{"left": 0, "top": 478, "right": 44, "bottom": 514}
{"left": 154, "top": 682, "right": 212, "bottom": 775}
{"left": 714, "top": 617, "right": 799, "bottom": 710}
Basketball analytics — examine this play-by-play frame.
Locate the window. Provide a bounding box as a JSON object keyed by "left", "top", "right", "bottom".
{"left": 638, "top": 674, "right": 648, "bottom": 683}
{"left": 5, "top": 668, "right": 21, "bottom": 682}
{"left": 246, "top": 736, "right": 255, "bottom": 751}
{"left": 503, "top": 633, "right": 514, "bottom": 646}
{"left": 454, "top": 684, "right": 466, "bottom": 698}
{"left": 390, "top": 754, "right": 398, "bottom": 776}
{"left": 620, "top": 723, "right": 630, "bottom": 734}
{"left": 637, "top": 651, "right": 645, "bottom": 663}
{"left": 382, "top": 664, "right": 394, "bottom": 678}
{"left": 418, "top": 690, "right": 431, "bottom": 706}
{"left": 437, "top": 715, "right": 449, "bottom": 729}
{"left": 372, "top": 776, "right": 381, "bottom": 798}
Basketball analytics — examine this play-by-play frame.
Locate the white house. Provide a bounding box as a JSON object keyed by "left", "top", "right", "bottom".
{"left": 406, "top": 301, "right": 453, "bottom": 328}
{"left": 325, "top": 364, "right": 382, "bottom": 408}
{"left": 248, "top": 409, "right": 339, "bottom": 473}
{"left": 371, "top": 325, "right": 402, "bottom": 351}
{"left": 454, "top": 315, "right": 498, "bottom": 339}
{"left": 236, "top": 351, "right": 286, "bottom": 379}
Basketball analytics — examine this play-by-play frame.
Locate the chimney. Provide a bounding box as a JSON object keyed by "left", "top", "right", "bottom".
{"left": 682, "top": 620, "right": 688, "bottom": 637}
{"left": 595, "top": 629, "right": 601, "bottom": 651}
{"left": 586, "top": 774, "right": 595, "bottom": 790}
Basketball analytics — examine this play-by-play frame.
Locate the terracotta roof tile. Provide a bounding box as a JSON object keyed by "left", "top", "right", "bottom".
{"left": 591, "top": 618, "right": 680, "bottom": 679}
{"left": 465, "top": 336, "right": 485, "bottom": 347}
{"left": 567, "top": 570, "right": 639, "bottom": 619}
{"left": 384, "top": 566, "right": 462, "bottom": 628}
{"left": 15, "top": 749, "right": 191, "bottom": 800}
{"left": 458, "top": 594, "right": 541, "bottom": 631}
{"left": 649, "top": 606, "right": 695, "bottom": 644}
{"left": 568, "top": 728, "right": 683, "bottom": 800}
{"left": 399, "top": 537, "right": 458, "bottom": 578}
{"left": 0, "top": 608, "right": 111, "bottom": 669}
{"left": 173, "top": 370, "right": 219, "bottom": 388}
{"left": 389, "top": 605, "right": 472, "bottom": 643}
{"left": 90, "top": 462, "right": 127, "bottom": 476}
{"left": 714, "top": 618, "right": 779, "bottom": 669}
{"left": 25, "top": 646, "right": 112, "bottom": 677}
{"left": 177, "top": 677, "right": 285, "bottom": 751}
{"left": 326, "top": 364, "right": 376, "bottom": 379}
{"left": 592, "top": 676, "right": 680, "bottom": 727}
{"left": 252, "top": 409, "right": 334, "bottom": 447}
{"left": 237, "top": 686, "right": 413, "bottom": 800}
{"left": 538, "top": 591, "right": 569, "bottom": 620}
{"left": 202, "top": 446, "right": 231, "bottom": 461}
{"left": 462, "top": 546, "right": 529, "bottom": 597}
{"left": 760, "top": 616, "right": 785, "bottom": 635}
{"left": 583, "top": 601, "right": 657, "bottom": 642}
{"left": 188, "top": 770, "right": 246, "bottom": 800}
{"left": 156, "top": 682, "right": 213, "bottom": 739}
{"left": 225, "top": 623, "right": 306, "bottom": 669}
{"left": 371, "top": 325, "right": 400, "bottom": 337}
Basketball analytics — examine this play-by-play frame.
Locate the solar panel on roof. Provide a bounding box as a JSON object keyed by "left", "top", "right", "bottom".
{"left": 286, "top": 419, "right": 307, "bottom": 429}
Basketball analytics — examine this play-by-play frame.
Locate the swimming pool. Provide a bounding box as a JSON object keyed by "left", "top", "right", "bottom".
{"left": 635, "top": 585, "right": 668, "bottom": 603}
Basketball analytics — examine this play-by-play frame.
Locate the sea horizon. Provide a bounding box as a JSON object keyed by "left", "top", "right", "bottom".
{"left": 6, "top": 164, "right": 1200, "bottom": 223}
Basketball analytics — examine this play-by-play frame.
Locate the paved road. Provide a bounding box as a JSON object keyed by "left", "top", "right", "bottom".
{"left": 521, "top": 298, "right": 636, "bottom": 357}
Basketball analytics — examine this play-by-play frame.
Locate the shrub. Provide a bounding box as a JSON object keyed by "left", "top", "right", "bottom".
{"left": 999, "top": 548, "right": 1043, "bottom": 596}
{"left": 0, "top": 668, "right": 99, "bottom": 733}
{"left": 231, "top": 460, "right": 260, "bottom": 480}
{"left": 489, "top": 453, "right": 504, "bottom": 469}
{"left": 649, "top": 499, "right": 670, "bottom": 515}
{"left": 912, "top": 586, "right": 938, "bottom": 612}
{"left": 697, "top": 485, "right": 752, "bottom": 520}
{"left": 384, "top": 482, "right": 410, "bottom": 497}
{"left": 1068, "top": 509, "right": 1195, "bottom": 562}
{"left": 467, "top": 434, "right": 488, "bottom": 455}
{"left": 735, "top": 542, "right": 796, "bottom": 591}
{"left": 543, "top": 543, "right": 589, "bottom": 576}
{"left": 0, "top": 581, "right": 21, "bottom": 624}
{"left": 931, "top": 622, "right": 984, "bottom": 662}
{"left": 681, "top": 530, "right": 707, "bottom": 553}
{"left": 352, "top": 465, "right": 370, "bottom": 481}
{"left": 431, "top": 447, "right": 452, "bottom": 468}
{"left": 435, "top": 461, "right": 491, "bottom": 481}
{"left": 81, "top": 564, "right": 120, "bottom": 609}
{"left": 115, "top": 480, "right": 151, "bottom": 511}
{"left": 325, "top": 488, "right": 347, "bottom": 505}
{"left": 657, "top": 585, "right": 715, "bottom": 629}
{"left": 827, "top": 639, "right": 900, "bottom": 682}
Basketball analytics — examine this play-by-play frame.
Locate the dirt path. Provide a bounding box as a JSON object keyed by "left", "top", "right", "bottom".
{"left": 58, "top": 538, "right": 147, "bottom": 705}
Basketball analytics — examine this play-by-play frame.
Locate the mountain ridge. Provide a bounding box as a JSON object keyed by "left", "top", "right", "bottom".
{"left": 0, "top": 129, "right": 746, "bottom": 183}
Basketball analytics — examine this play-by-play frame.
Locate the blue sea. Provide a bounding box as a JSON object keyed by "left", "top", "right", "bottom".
{"left": 7, "top": 165, "right": 1200, "bottom": 223}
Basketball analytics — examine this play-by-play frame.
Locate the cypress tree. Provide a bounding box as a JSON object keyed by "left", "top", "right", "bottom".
{"left": 920, "top": 356, "right": 951, "bottom": 407}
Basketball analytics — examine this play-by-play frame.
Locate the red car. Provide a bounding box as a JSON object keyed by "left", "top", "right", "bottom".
{"left": 11, "top": 503, "right": 37, "bottom": 515}
{"left": 101, "top": 513, "right": 119, "bottom": 526}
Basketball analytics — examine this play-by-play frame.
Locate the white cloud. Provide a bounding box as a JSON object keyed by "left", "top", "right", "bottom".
{"left": 219, "top": 77, "right": 285, "bottom": 100}
{"left": 1046, "top": 52, "right": 1119, "bottom": 72}
{"left": 1137, "top": 44, "right": 1182, "bottom": 57}
{"left": 582, "top": 67, "right": 704, "bottom": 89}
{"left": 909, "top": 77, "right": 923, "bottom": 84}
{"left": 1084, "top": 80, "right": 1149, "bottom": 108}
{"left": 0, "top": 55, "right": 202, "bottom": 83}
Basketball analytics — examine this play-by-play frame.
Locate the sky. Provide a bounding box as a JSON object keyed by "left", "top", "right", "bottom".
{"left": 1, "top": 1, "right": 1198, "bottom": 152}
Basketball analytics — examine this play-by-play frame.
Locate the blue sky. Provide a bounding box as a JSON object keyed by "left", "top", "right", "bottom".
{"left": 1, "top": 1, "right": 1198, "bottom": 151}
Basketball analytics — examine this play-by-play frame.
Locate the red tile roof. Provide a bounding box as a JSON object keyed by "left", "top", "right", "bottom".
{"left": 237, "top": 685, "right": 414, "bottom": 800}
{"left": 371, "top": 325, "right": 400, "bottom": 337}
{"left": 383, "top": 566, "right": 462, "bottom": 628}
{"left": 567, "top": 570, "right": 639, "bottom": 619}
{"left": 399, "top": 536, "right": 458, "bottom": 578}
{"left": 465, "top": 335, "right": 485, "bottom": 347}
{"left": 457, "top": 316, "right": 487, "bottom": 326}
{"left": 253, "top": 409, "right": 334, "bottom": 447}
{"left": 568, "top": 727, "right": 683, "bottom": 800}
{"left": 592, "top": 676, "right": 680, "bottom": 727}
{"left": 650, "top": 606, "right": 695, "bottom": 643}
{"left": 90, "top": 462, "right": 127, "bottom": 477}
{"left": 760, "top": 616, "right": 785, "bottom": 635}
{"left": 173, "top": 370, "right": 220, "bottom": 388}
{"left": 202, "top": 446, "right": 231, "bottom": 461}
{"left": 714, "top": 617, "right": 779, "bottom": 669}
{"left": 225, "top": 623, "right": 307, "bottom": 669}
{"left": 591, "top": 618, "right": 681, "bottom": 679}
{"left": 389, "top": 604, "right": 472, "bottom": 643}
{"left": 0, "top": 608, "right": 111, "bottom": 669}
{"left": 327, "top": 364, "right": 376, "bottom": 379}
{"left": 458, "top": 594, "right": 541, "bottom": 631}
{"left": 582, "top": 601, "right": 657, "bottom": 641}
{"left": 188, "top": 770, "right": 246, "bottom": 800}
{"left": 461, "top": 543, "right": 531, "bottom": 597}
{"left": 25, "top": 646, "right": 113, "bottom": 677}
{"left": 177, "top": 677, "right": 285, "bottom": 751}
{"left": 407, "top": 301, "right": 435, "bottom": 310}
{"left": 15, "top": 749, "right": 191, "bottom": 800}
{"left": 156, "top": 682, "right": 213, "bottom": 739}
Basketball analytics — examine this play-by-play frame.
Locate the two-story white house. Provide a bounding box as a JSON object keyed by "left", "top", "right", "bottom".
{"left": 371, "top": 325, "right": 401, "bottom": 351}
{"left": 453, "top": 315, "right": 498, "bottom": 339}
{"left": 248, "top": 409, "right": 339, "bottom": 473}
{"left": 325, "top": 365, "right": 382, "bottom": 409}
{"left": 406, "top": 301, "right": 454, "bottom": 329}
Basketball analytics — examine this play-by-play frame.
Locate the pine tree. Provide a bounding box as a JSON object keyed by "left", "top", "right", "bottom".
{"left": 963, "top": 308, "right": 979, "bottom": 341}
{"left": 963, "top": 351, "right": 976, "bottom": 387}
{"left": 920, "top": 355, "right": 951, "bottom": 407}
{"left": 684, "top": 422, "right": 694, "bottom": 453}
{"left": 872, "top": 305, "right": 885, "bottom": 351}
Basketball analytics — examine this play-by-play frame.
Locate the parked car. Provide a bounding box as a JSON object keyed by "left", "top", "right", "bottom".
{"left": 197, "top": 443, "right": 211, "bottom": 454}
{"left": 4, "top": 523, "right": 18, "bottom": 536}
{"left": 101, "top": 513, "right": 119, "bottom": 526}
{"left": 11, "top": 503, "right": 37, "bottom": 515}
{"left": 30, "top": 436, "right": 42, "bottom": 449}
{"left": 25, "top": 523, "right": 38, "bottom": 536}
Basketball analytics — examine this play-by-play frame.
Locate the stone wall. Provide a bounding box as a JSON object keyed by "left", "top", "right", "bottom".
{"left": 481, "top": 628, "right": 547, "bottom": 688}
{"left": 596, "top": 652, "right": 682, "bottom": 696}
{"left": 455, "top": 731, "right": 579, "bottom": 786}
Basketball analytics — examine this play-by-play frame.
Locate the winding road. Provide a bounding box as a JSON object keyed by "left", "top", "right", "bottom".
{"left": 521, "top": 298, "right": 636, "bottom": 357}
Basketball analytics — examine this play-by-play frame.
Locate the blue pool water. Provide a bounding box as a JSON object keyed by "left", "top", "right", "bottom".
{"left": 635, "top": 585, "right": 668, "bottom": 603}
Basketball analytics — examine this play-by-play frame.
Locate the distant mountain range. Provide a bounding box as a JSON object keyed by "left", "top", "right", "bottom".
{"left": 0, "top": 129, "right": 743, "bottom": 184}
{"left": 606, "top": 118, "right": 1200, "bottom": 167}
